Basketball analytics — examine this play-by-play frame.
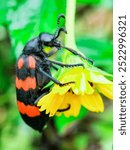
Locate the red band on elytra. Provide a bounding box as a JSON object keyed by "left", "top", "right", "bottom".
{"left": 17, "top": 57, "right": 24, "bottom": 69}
{"left": 17, "top": 101, "right": 40, "bottom": 117}
{"left": 16, "top": 76, "right": 36, "bottom": 91}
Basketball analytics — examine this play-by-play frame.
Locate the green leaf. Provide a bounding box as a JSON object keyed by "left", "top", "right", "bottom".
{"left": 77, "top": 0, "right": 101, "bottom": 4}
{"left": 76, "top": 37, "right": 113, "bottom": 73}
{"left": 74, "top": 134, "right": 89, "bottom": 149}
{"left": 91, "top": 108, "right": 113, "bottom": 150}
{"left": 0, "top": 1, "right": 9, "bottom": 24}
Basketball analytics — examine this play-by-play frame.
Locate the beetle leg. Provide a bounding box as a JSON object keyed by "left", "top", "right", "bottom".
{"left": 61, "top": 45, "right": 94, "bottom": 64}
{"left": 46, "top": 59, "right": 84, "bottom": 68}
{"left": 38, "top": 67, "right": 75, "bottom": 86}
{"left": 51, "top": 64, "right": 59, "bottom": 70}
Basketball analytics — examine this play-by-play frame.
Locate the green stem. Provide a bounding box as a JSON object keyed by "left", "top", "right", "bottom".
{"left": 65, "top": 0, "right": 77, "bottom": 50}
{"left": 62, "top": 0, "right": 80, "bottom": 63}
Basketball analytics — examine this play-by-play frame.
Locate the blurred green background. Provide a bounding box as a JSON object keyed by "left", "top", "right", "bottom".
{"left": 0, "top": 0, "right": 113, "bottom": 150}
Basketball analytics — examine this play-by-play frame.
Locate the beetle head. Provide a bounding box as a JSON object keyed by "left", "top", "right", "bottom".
{"left": 39, "top": 14, "right": 67, "bottom": 50}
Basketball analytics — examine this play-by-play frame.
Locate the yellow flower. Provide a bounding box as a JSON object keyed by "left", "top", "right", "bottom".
{"left": 37, "top": 67, "right": 113, "bottom": 117}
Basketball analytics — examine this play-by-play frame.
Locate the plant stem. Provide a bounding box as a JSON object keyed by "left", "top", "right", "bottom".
{"left": 65, "top": 0, "right": 77, "bottom": 50}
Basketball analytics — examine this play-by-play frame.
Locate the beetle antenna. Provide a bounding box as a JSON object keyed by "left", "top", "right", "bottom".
{"left": 57, "top": 14, "right": 65, "bottom": 28}
{"left": 54, "top": 14, "right": 67, "bottom": 39}
{"left": 54, "top": 27, "right": 67, "bottom": 39}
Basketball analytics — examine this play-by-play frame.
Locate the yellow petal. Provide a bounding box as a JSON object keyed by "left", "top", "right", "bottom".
{"left": 52, "top": 84, "right": 72, "bottom": 95}
{"left": 72, "top": 73, "right": 84, "bottom": 95}
{"left": 80, "top": 92, "right": 104, "bottom": 112}
{"left": 58, "top": 92, "right": 81, "bottom": 117}
{"left": 47, "top": 94, "right": 65, "bottom": 117}
{"left": 37, "top": 92, "right": 53, "bottom": 108}
{"left": 59, "top": 67, "right": 84, "bottom": 79}
{"left": 95, "top": 83, "right": 113, "bottom": 100}
{"left": 37, "top": 92, "right": 64, "bottom": 116}
{"left": 84, "top": 70, "right": 112, "bottom": 84}
{"left": 85, "top": 80, "right": 94, "bottom": 94}
{"left": 69, "top": 72, "right": 93, "bottom": 95}
{"left": 38, "top": 93, "right": 54, "bottom": 113}
{"left": 55, "top": 112, "right": 62, "bottom": 116}
{"left": 59, "top": 73, "right": 78, "bottom": 83}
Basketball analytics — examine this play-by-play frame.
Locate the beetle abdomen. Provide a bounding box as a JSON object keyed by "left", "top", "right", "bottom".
{"left": 16, "top": 54, "right": 49, "bottom": 132}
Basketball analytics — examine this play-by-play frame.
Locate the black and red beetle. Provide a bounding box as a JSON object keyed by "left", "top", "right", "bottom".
{"left": 16, "top": 14, "right": 93, "bottom": 132}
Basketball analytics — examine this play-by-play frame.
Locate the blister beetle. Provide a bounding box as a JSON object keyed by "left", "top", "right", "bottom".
{"left": 16, "top": 14, "right": 93, "bottom": 132}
